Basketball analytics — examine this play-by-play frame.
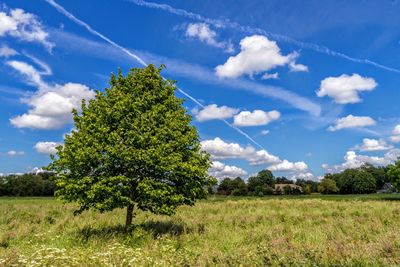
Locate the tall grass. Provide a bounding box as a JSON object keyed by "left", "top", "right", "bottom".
{"left": 1, "top": 196, "right": 399, "bottom": 266}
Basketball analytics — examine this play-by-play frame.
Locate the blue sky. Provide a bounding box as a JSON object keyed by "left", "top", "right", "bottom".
{"left": 1, "top": 0, "right": 400, "bottom": 180}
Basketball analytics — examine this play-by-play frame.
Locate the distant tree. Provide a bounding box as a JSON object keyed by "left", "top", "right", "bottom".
{"left": 247, "top": 169, "right": 275, "bottom": 195}
{"left": 295, "top": 179, "right": 318, "bottom": 193}
{"left": 317, "top": 178, "right": 338, "bottom": 194}
{"left": 48, "top": 65, "right": 214, "bottom": 227}
{"left": 276, "top": 176, "right": 293, "bottom": 184}
{"left": 217, "top": 178, "right": 233, "bottom": 195}
{"left": 303, "top": 184, "right": 312, "bottom": 195}
{"left": 217, "top": 177, "right": 247, "bottom": 196}
{"left": 0, "top": 173, "right": 55, "bottom": 196}
{"left": 283, "top": 185, "right": 292, "bottom": 195}
{"left": 387, "top": 159, "right": 400, "bottom": 190}
{"left": 352, "top": 171, "right": 376, "bottom": 194}
{"left": 361, "top": 163, "right": 388, "bottom": 189}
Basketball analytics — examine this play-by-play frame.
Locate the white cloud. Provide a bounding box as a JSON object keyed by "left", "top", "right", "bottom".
{"left": 6, "top": 59, "right": 95, "bottom": 129}
{"left": 233, "top": 110, "right": 280, "bottom": 127}
{"left": 0, "top": 45, "right": 18, "bottom": 57}
{"left": 201, "top": 137, "right": 280, "bottom": 165}
{"left": 11, "top": 82, "right": 95, "bottom": 129}
{"left": 6, "top": 60, "right": 48, "bottom": 89}
{"left": 209, "top": 161, "right": 247, "bottom": 179}
{"left": 390, "top": 135, "right": 400, "bottom": 143}
{"left": 268, "top": 159, "right": 308, "bottom": 172}
{"left": 193, "top": 104, "right": 239, "bottom": 122}
{"left": 247, "top": 149, "right": 281, "bottom": 166}
{"left": 34, "top": 141, "right": 61, "bottom": 154}
{"left": 201, "top": 137, "right": 255, "bottom": 160}
{"left": 261, "top": 72, "right": 278, "bottom": 80}
{"left": 317, "top": 74, "right": 377, "bottom": 104}
{"left": 322, "top": 149, "right": 400, "bottom": 173}
{"left": 393, "top": 125, "right": 400, "bottom": 135}
{"left": 200, "top": 136, "right": 309, "bottom": 176}
{"left": 185, "top": 23, "right": 233, "bottom": 52}
{"left": 290, "top": 172, "right": 314, "bottom": 180}
{"left": 7, "top": 150, "right": 24, "bottom": 156}
{"left": 260, "top": 130, "right": 269, "bottom": 135}
{"left": 215, "top": 35, "right": 307, "bottom": 79}
{"left": 353, "top": 138, "right": 392, "bottom": 151}
{"left": 201, "top": 137, "right": 312, "bottom": 180}
{"left": 328, "top": 115, "right": 376, "bottom": 131}
{"left": 390, "top": 125, "right": 400, "bottom": 143}
{"left": 0, "top": 8, "right": 53, "bottom": 50}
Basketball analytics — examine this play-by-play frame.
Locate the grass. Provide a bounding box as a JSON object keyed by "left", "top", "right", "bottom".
{"left": 0, "top": 194, "right": 399, "bottom": 266}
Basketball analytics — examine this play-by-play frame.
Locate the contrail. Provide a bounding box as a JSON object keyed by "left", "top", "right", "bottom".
{"left": 129, "top": 0, "right": 400, "bottom": 74}
{"left": 45, "top": 0, "right": 264, "bottom": 149}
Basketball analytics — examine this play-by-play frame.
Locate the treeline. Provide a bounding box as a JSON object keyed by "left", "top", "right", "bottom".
{"left": 216, "top": 169, "right": 318, "bottom": 196}
{"left": 216, "top": 162, "right": 400, "bottom": 196}
{"left": 0, "top": 173, "right": 55, "bottom": 196}
{"left": 319, "top": 163, "right": 398, "bottom": 194}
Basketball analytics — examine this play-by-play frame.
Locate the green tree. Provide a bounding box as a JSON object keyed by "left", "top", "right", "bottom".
{"left": 353, "top": 171, "right": 376, "bottom": 193}
{"left": 48, "top": 65, "right": 214, "bottom": 227}
{"left": 317, "top": 178, "right": 338, "bottom": 194}
{"left": 387, "top": 159, "right": 400, "bottom": 190}
{"left": 247, "top": 169, "right": 275, "bottom": 194}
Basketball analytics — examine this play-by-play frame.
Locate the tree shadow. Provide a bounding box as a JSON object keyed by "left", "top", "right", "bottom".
{"left": 76, "top": 220, "right": 198, "bottom": 242}
{"left": 380, "top": 196, "right": 400, "bottom": 201}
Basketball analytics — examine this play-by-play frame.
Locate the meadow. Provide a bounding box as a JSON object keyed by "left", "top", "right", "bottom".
{"left": 1, "top": 195, "right": 400, "bottom": 266}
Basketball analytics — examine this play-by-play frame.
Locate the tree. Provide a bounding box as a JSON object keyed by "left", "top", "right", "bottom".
{"left": 317, "top": 178, "right": 338, "bottom": 194}
{"left": 231, "top": 177, "right": 248, "bottom": 196}
{"left": 276, "top": 176, "right": 293, "bottom": 184}
{"left": 48, "top": 65, "right": 214, "bottom": 227}
{"left": 247, "top": 169, "right": 275, "bottom": 194}
{"left": 387, "top": 159, "right": 400, "bottom": 190}
{"left": 217, "top": 177, "right": 247, "bottom": 196}
{"left": 352, "top": 171, "right": 376, "bottom": 194}
{"left": 361, "top": 163, "right": 388, "bottom": 189}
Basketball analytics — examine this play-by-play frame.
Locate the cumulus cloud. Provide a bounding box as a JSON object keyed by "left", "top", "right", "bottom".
{"left": 233, "top": 110, "right": 280, "bottom": 127}
{"left": 353, "top": 138, "right": 392, "bottom": 151}
{"left": 328, "top": 115, "right": 376, "bottom": 131}
{"left": 7, "top": 150, "right": 24, "bottom": 156}
{"left": 201, "top": 137, "right": 311, "bottom": 179}
{"left": 0, "top": 7, "right": 53, "bottom": 50}
{"left": 215, "top": 35, "right": 307, "bottom": 79}
{"left": 209, "top": 161, "right": 247, "bottom": 179}
{"left": 10, "top": 82, "right": 95, "bottom": 129}
{"left": 268, "top": 159, "right": 308, "bottom": 172}
{"left": 317, "top": 74, "right": 377, "bottom": 104}
{"left": 322, "top": 149, "right": 400, "bottom": 173}
{"left": 390, "top": 125, "right": 400, "bottom": 143}
{"left": 0, "top": 45, "right": 18, "bottom": 57}
{"left": 7, "top": 60, "right": 95, "bottom": 129}
{"left": 34, "top": 141, "right": 61, "bottom": 154}
{"left": 201, "top": 137, "right": 280, "bottom": 165}
{"left": 185, "top": 23, "right": 233, "bottom": 52}
{"left": 193, "top": 104, "right": 239, "bottom": 122}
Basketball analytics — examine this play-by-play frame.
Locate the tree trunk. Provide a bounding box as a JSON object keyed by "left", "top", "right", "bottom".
{"left": 125, "top": 204, "right": 134, "bottom": 228}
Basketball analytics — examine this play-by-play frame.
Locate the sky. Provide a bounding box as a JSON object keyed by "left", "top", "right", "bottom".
{"left": 1, "top": 0, "right": 400, "bottom": 180}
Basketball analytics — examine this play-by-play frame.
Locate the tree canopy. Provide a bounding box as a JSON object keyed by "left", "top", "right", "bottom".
{"left": 48, "top": 65, "right": 214, "bottom": 227}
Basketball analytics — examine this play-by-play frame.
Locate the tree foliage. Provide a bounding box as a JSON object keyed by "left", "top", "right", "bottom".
{"left": 0, "top": 173, "right": 55, "bottom": 196}
{"left": 247, "top": 170, "right": 275, "bottom": 195}
{"left": 387, "top": 159, "right": 400, "bottom": 190}
{"left": 48, "top": 65, "right": 214, "bottom": 226}
{"left": 317, "top": 178, "right": 338, "bottom": 194}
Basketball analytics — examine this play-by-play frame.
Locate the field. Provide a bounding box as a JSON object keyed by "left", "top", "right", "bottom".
{"left": 1, "top": 195, "right": 400, "bottom": 266}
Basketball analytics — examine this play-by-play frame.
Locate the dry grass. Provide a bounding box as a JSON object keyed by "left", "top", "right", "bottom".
{"left": 0, "top": 196, "right": 400, "bottom": 266}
